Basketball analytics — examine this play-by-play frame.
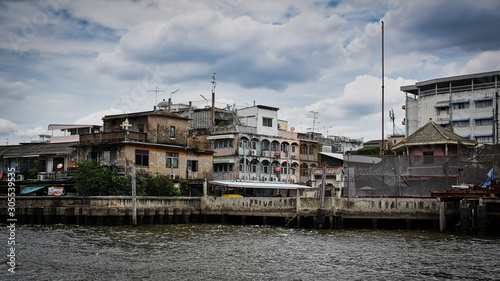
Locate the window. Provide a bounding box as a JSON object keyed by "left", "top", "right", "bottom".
{"left": 423, "top": 151, "right": 434, "bottom": 165}
{"left": 166, "top": 152, "right": 178, "bottom": 168}
{"left": 240, "top": 140, "right": 248, "bottom": 148}
{"left": 137, "top": 124, "right": 145, "bottom": 133}
{"left": 135, "top": 150, "right": 149, "bottom": 166}
{"left": 452, "top": 102, "right": 469, "bottom": 110}
{"left": 251, "top": 140, "right": 257, "bottom": 149}
{"left": 187, "top": 160, "right": 198, "bottom": 172}
{"left": 475, "top": 100, "right": 492, "bottom": 108}
{"left": 291, "top": 145, "right": 296, "bottom": 153}
{"left": 214, "top": 139, "right": 233, "bottom": 149}
{"left": 170, "top": 126, "right": 176, "bottom": 138}
{"left": 453, "top": 120, "right": 470, "bottom": 127}
{"left": 476, "top": 136, "right": 493, "bottom": 143}
{"left": 214, "top": 163, "right": 233, "bottom": 172}
{"left": 476, "top": 118, "right": 493, "bottom": 126}
{"left": 262, "top": 117, "right": 273, "bottom": 127}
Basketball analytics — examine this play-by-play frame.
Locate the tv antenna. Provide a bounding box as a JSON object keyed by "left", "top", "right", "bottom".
{"left": 148, "top": 86, "right": 164, "bottom": 110}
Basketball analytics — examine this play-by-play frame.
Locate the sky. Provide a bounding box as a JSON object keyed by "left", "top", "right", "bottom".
{"left": 1, "top": 0, "right": 500, "bottom": 145}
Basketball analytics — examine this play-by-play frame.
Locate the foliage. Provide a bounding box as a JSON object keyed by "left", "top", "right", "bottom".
{"left": 179, "top": 180, "right": 191, "bottom": 196}
{"left": 73, "top": 160, "right": 189, "bottom": 196}
{"left": 356, "top": 147, "right": 380, "bottom": 155}
{"left": 145, "top": 174, "right": 180, "bottom": 196}
{"left": 72, "top": 159, "right": 114, "bottom": 195}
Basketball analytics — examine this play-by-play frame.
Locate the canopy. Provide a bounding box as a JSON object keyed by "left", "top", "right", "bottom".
{"left": 21, "top": 186, "right": 46, "bottom": 194}
{"left": 209, "top": 180, "right": 314, "bottom": 190}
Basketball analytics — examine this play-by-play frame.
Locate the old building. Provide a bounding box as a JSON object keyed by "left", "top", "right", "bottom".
{"left": 392, "top": 120, "right": 476, "bottom": 156}
{"left": 78, "top": 110, "right": 213, "bottom": 182}
{"left": 401, "top": 70, "right": 499, "bottom": 144}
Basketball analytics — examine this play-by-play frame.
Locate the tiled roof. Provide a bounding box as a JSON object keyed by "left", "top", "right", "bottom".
{"left": 0, "top": 142, "right": 77, "bottom": 158}
{"left": 392, "top": 120, "right": 476, "bottom": 150}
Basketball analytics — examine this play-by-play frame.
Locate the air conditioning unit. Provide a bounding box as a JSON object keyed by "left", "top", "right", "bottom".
{"left": 169, "top": 174, "right": 176, "bottom": 179}
{"left": 37, "top": 174, "right": 45, "bottom": 181}
{"left": 17, "top": 174, "right": 24, "bottom": 181}
{"left": 250, "top": 150, "right": 256, "bottom": 156}
{"left": 271, "top": 177, "right": 278, "bottom": 182}
{"left": 291, "top": 155, "right": 296, "bottom": 160}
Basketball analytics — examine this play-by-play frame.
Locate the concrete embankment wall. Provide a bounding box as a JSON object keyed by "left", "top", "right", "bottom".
{"left": 1, "top": 196, "right": 201, "bottom": 225}
{"left": 1, "top": 196, "right": 451, "bottom": 229}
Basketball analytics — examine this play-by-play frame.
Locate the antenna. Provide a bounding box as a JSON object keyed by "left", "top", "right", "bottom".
{"left": 211, "top": 73, "right": 217, "bottom": 94}
{"left": 308, "top": 111, "right": 319, "bottom": 134}
{"left": 148, "top": 86, "right": 164, "bottom": 110}
{"left": 211, "top": 73, "right": 217, "bottom": 126}
{"left": 389, "top": 109, "right": 395, "bottom": 136}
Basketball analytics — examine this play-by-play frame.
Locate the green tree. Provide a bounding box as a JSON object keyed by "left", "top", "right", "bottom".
{"left": 145, "top": 174, "right": 180, "bottom": 196}
{"left": 179, "top": 180, "right": 191, "bottom": 196}
{"left": 72, "top": 159, "right": 113, "bottom": 195}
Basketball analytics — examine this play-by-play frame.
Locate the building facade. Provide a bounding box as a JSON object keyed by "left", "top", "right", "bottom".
{"left": 78, "top": 110, "right": 213, "bottom": 182}
{"left": 401, "top": 70, "right": 499, "bottom": 144}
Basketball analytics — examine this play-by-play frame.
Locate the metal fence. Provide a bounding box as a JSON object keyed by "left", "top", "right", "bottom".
{"left": 344, "top": 145, "right": 499, "bottom": 197}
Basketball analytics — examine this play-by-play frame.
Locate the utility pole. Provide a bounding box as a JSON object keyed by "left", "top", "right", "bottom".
{"left": 381, "top": 21, "right": 385, "bottom": 155}
{"left": 131, "top": 166, "right": 137, "bottom": 226}
{"left": 148, "top": 86, "right": 164, "bottom": 111}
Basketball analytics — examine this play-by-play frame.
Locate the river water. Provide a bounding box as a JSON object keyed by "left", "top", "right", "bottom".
{"left": 2, "top": 224, "right": 500, "bottom": 281}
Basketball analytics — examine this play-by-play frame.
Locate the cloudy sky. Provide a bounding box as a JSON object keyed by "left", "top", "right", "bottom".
{"left": 1, "top": 0, "right": 500, "bottom": 144}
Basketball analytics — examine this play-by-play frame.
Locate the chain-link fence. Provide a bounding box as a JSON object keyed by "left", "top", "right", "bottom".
{"left": 344, "top": 145, "right": 499, "bottom": 197}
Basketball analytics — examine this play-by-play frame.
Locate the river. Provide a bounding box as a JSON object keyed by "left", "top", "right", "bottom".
{"left": 2, "top": 224, "right": 500, "bottom": 281}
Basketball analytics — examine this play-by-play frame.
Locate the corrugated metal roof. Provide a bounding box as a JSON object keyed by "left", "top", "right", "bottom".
{"left": 0, "top": 142, "right": 77, "bottom": 158}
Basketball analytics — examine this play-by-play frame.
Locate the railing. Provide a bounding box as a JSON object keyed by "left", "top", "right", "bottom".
{"left": 80, "top": 131, "right": 147, "bottom": 143}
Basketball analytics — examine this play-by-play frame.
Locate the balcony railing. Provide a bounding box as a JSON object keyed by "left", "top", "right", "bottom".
{"left": 80, "top": 131, "right": 147, "bottom": 143}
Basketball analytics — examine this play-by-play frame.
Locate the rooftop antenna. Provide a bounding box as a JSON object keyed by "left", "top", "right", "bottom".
{"left": 308, "top": 111, "right": 318, "bottom": 133}
{"left": 389, "top": 108, "right": 395, "bottom": 136}
{"left": 211, "top": 73, "right": 217, "bottom": 126}
{"left": 148, "top": 86, "right": 164, "bottom": 111}
{"left": 11, "top": 130, "right": 17, "bottom": 145}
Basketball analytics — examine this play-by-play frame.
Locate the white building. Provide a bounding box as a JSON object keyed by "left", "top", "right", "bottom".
{"left": 401, "top": 70, "right": 499, "bottom": 144}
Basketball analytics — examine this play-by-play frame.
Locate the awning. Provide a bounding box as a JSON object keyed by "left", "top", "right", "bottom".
{"left": 451, "top": 118, "right": 470, "bottom": 122}
{"left": 209, "top": 180, "right": 314, "bottom": 190}
{"left": 473, "top": 98, "right": 493, "bottom": 102}
{"left": 21, "top": 186, "right": 46, "bottom": 194}
{"left": 451, "top": 100, "right": 470, "bottom": 104}
{"left": 434, "top": 102, "right": 450, "bottom": 108}
{"left": 473, "top": 116, "right": 493, "bottom": 120}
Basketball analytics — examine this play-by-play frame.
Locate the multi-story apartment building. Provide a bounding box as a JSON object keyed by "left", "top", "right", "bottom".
{"left": 175, "top": 103, "right": 320, "bottom": 184}
{"left": 401, "top": 70, "right": 499, "bottom": 144}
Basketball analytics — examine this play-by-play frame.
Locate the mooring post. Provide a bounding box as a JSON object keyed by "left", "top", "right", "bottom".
{"left": 132, "top": 166, "right": 137, "bottom": 226}
{"left": 439, "top": 201, "right": 446, "bottom": 232}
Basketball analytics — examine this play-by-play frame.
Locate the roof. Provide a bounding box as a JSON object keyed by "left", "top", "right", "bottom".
{"left": 103, "top": 110, "right": 189, "bottom": 120}
{"left": 392, "top": 120, "right": 476, "bottom": 150}
{"left": 320, "top": 152, "right": 382, "bottom": 164}
{"left": 48, "top": 124, "right": 102, "bottom": 131}
{"left": 401, "top": 70, "right": 500, "bottom": 95}
{"left": 209, "top": 180, "right": 314, "bottom": 190}
{"left": 0, "top": 142, "right": 77, "bottom": 158}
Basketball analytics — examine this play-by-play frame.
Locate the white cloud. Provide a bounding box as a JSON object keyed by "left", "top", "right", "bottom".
{"left": 460, "top": 51, "right": 500, "bottom": 75}
{"left": 74, "top": 108, "right": 125, "bottom": 126}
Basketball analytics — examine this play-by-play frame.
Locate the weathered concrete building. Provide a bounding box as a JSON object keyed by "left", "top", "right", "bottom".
{"left": 78, "top": 110, "right": 213, "bottom": 182}
{"left": 401, "top": 70, "right": 499, "bottom": 144}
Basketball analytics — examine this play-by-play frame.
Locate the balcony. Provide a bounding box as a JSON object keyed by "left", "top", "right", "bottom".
{"left": 80, "top": 131, "right": 147, "bottom": 143}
